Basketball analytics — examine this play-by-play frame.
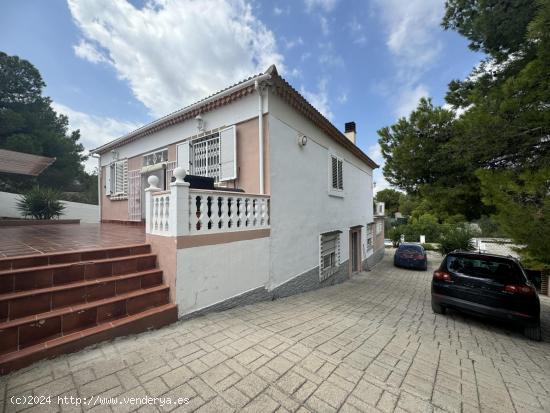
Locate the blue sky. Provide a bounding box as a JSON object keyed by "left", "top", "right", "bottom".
{"left": 0, "top": 0, "right": 482, "bottom": 189}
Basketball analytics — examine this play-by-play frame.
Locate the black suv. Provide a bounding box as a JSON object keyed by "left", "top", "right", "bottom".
{"left": 431, "top": 251, "right": 541, "bottom": 340}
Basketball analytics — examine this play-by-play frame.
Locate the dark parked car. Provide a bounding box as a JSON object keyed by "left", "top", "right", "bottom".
{"left": 431, "top": 251, "right": 541, "bottom": 340}
{"left": 394, "top": 243, "right": 428, "bottom": 270}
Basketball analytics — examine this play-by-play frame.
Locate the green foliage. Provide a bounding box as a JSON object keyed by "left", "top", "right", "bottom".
{"left": 377, "top": 98, "right": 487, "bottom": 220}
{"left": 379, "top": 0, "right": 550, "bottom": 270}
{"left": 421, "top": 243, "right": 438, "bottom": 251}
{"left": 16, "top": 187, "right": 65, "bottom": 220}
{"left": 375, "top": 188, "right": 401, "bottom": 216}
{"left": 477, "top": 168, "right": 550, "bottom": 268}
{"left": 388, "top": 226, "right": 403, "bottom": 247}
{"left": 0, "top": 51, "right": 91, "bottom": 196}
{"left": 442, "top": 0, "right": 537, "bottom": 61}
{"left": 439, "top": 225, "right": 477, "bottom": 255}
{"left": 476, "top": 215, "right": 503, "bottom": 237}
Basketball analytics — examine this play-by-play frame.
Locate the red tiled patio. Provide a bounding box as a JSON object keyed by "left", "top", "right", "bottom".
{"left": 0, "top": 223, "right": 145, "bottom": 258}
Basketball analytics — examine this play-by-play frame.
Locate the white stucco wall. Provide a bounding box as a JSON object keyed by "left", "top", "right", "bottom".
{"left": 0, "top": 191, "right": 99, "bottom": 223}
{"left": 267, "top": 93, "right": 374, "bottom": 288}
{"left": 175, "top": 237, "right": 270, "bottom": 316}
{"left": 99, "top": 93, "right": 267, "bottom": 166}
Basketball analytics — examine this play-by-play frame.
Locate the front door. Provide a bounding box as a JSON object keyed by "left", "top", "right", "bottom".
{"left": 350, "top": 228, "right": 361, "bottom": 274}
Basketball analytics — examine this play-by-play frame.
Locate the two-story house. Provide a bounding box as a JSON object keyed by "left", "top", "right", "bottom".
{"left": 91, "top": 65, "right": 381, "bottom": 318}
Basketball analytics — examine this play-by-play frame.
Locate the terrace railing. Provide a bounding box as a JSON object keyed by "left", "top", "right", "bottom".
{"left": 145, "top": 168, "right": 270, "bottom": 237}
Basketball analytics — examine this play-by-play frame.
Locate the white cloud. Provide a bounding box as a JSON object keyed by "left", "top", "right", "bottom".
{"left": 319, "top": 16, "right": 330, "bottom": 36}
{"left": 73, "top": 39, "right": 108, "bottom": 64}
{"left": 273, "top": 5, "right": 290, "bottom": 15}
{"left": 304, "top": 0, "right": 339, "bottom": 13}
{"left": 348, "top": 17, "right": 367, "bottom": 45}
{"left": 337, "top": 92, "right": 348, "bottom": 104}
{"left": 367, "top": 144, "right": 393, "bottom": 193}
{"left": 372, "top": 0, "right": 445, "bottom": 70}
{"left": 68, "top": 0, "right": 285, "bottom": 118}
{"left": 318, "top": 41, "right": 344, "bottom": 67}
{"left": 52, "top": 102, "right": 141, "bottom": 172}
{"left": 283, "top": 36, "right": 304, "bottom": 50}
{"left": 394, "top": 84, "right": 428, "bottom": 117}
{"left": 300, "top": 78, "right": 333, "bottom": 120}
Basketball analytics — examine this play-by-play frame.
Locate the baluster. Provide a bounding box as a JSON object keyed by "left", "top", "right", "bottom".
{"left": 227, "top": 197, "right": 233, "bottom": 229}
{"left": 252, "top": 199, "right": 258, "bottom": 227}
{"left": 164, "top": 195, "right": 170, "bottom": 232}
{"left": 154, "top": 198, "right": 159, "bottom": 230}
{"left": 198, "top": 195, "right": 206, "bottom": 232}
{"left": 218, "top": 196, "right": 225, "bottom": 230}
{"left": 236, "top": 198, "right": 242, "bottom": 228}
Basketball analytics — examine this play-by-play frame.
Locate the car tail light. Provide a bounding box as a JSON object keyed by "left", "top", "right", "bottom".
{"left": 433, "top": 270, "right": 451, "bottom": 282}
{"left": 503, "top": 284, "right": 535, "bottom": 296}
{"left": 413, "top": 254, "right": 424, "bottom": 260}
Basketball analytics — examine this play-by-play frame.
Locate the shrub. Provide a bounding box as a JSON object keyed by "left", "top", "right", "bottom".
{"left": 421, "top": 243, "right": 438, "bottom": 251}
{"left": 16, "top": 187, "right": 65, "bottom": 220}
{"left": 438, "top": 224, "right": 477, "bottom": 255}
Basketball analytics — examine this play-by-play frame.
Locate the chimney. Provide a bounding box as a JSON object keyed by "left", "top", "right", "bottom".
{"left": 344, "top": 121, "right": 356, "bottom": 144}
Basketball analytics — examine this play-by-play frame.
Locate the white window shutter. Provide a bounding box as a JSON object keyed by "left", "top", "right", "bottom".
{"left": 105, "top": 164, "right": 112, "bottom": 195}
{"left": 331, "top": 156, "right": 338, "bottom": 189}
{"left": 337, "top": 159, "right": 343, "bottom": 190}
{"left": 122, "top": 160, "right": 128, "bottom": 194}
{"left": 177, "top": 141, "right": 190, "bottom": 173}
{"left": 219, "top": 125, "right": 237, "bottom": 181}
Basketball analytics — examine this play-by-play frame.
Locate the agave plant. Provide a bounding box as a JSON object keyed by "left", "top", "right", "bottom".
{"left": 16, "top": 187, "right": 65, "bottom": 220}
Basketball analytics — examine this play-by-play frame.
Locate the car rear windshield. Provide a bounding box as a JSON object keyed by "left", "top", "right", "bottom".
{"left": 446, "top": 255, "right": 525, "bottom": 283}
{"left": 398, "top": 245, "right": 422, "bottom": 253}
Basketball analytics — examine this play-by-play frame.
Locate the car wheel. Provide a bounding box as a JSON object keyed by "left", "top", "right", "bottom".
{"left": 524, "top": 324, "right": 542, "bottom": 341}
{"left": 422, "top": 261, "right": 428, "bottom": 271}
{"left": 431, "top": 301, "right": 446, "bottom": 315}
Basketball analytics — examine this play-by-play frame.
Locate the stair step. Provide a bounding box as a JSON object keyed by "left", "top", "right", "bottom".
{"left": 0, "top": 303, "right": 177, "bottom": 375}
{"left": 0, "top": 254, "right": 157, "bottom": 294}
{"left": 0, "top": 285, "right": 170, "bottom": 356}
{"left": 0, "top": 244, "right": 151, "bottom": 271}
{"left": 0, "top": 269, "right": 163, "bottom": 321}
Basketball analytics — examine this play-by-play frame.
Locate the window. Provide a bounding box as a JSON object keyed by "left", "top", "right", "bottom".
{"left": 446, "top": 255, "right": 524, "bottom": 283}
{"left": 177, "top": 126, "right": 237, "bottom": 182}
{"left": 192, "top": 133, "right": 221, "bottom": 181}
{"left": 109, "top": 159, "right": 128, "bottom": 197}
{"left": 366, "top": 224, "right": 374, "bottom": 251}
{"left": 143, "top": 149, "right": 168, "bottom": 166}
{"left": 376, "top": 221, "right": 383, "bottom": 235}
{"left": 329, "top": 154, "right": 344, "bottom": 195}
{"left": 320, "top": 232, "right": 340, "bottom": 281}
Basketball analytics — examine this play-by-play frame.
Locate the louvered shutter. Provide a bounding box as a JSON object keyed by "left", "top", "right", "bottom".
{"left": 219, "top": 125, "right": 237, "bottom": 181}
{"left": 105, "top": 164, "right": 112, "bottom": 195}
{"left": 177, "top": 141, "right": 190, "bottom": 173}
{"left": 115, "top": 162, "right": 123, "bottom": 194}
{"left": 122, "top": 160, "right": 128, "bottom": 194}
{"left": 337, "top": 159, "right": 343, "bottom": 190}
{"left": 331, "top": 156, "right": 338, "bottom": 189}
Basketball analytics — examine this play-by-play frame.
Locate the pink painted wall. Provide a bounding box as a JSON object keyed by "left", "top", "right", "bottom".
{"left": 100, "top": 116, "right": 269, "bottom": 222}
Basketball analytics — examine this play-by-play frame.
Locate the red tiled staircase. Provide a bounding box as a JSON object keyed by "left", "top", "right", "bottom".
{"left": 0, "top": 244, "right": 177, "bottom": 374}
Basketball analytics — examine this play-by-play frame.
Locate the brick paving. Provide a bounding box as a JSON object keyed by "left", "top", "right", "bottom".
{"left": 2, "top": 252, "right": 550, "bottom": 412}
{"left": 0, "top": 224, "right": 145, "bottom": 257}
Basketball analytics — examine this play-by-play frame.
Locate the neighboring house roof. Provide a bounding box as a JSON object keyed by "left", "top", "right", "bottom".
{"left": 0, "top": 149, "right": 55, "bottom": 176}
{"left": 91, "top": 65, "right": 378, "bottom": 169}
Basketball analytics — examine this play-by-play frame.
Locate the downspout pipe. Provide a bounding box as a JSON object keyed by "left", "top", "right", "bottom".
{"left": 255, "top": 80, "right": 265, "bottom": 195}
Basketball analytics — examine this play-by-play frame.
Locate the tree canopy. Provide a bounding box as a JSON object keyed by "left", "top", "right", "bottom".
{"left": 0, "top": 51, "right": 89, "bottom": 196}
{"left": 379, "top": 0, "right": 550, "bottom": 267}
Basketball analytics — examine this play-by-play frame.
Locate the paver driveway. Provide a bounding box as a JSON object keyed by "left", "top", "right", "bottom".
{"left": 2, "top": 252, "right": 550, "bottom": 413}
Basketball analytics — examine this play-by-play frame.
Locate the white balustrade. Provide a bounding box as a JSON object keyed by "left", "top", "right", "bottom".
{"left": 145, "top": 167, "right": 270, "bottom": 237}
{"left": 151, "top": 191, "right": 171, "bottom": 234}
{"left": 189, "top": 189, "right": 270, "bottom": 234}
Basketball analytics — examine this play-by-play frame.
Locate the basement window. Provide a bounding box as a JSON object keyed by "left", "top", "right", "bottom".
{"left": 320, "top": 231, "right": 341, "bottom": 281}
